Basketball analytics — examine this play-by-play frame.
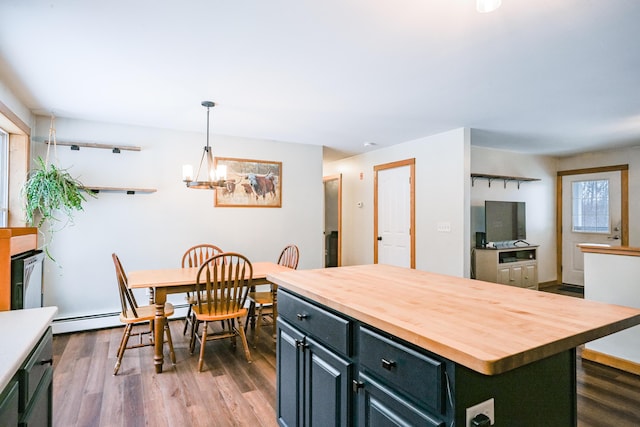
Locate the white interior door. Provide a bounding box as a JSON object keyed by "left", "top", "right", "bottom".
{"left": 377, "top": 165, "right": 411, "bottom": 267}
{"left": 562, "top": 171, "right": 621, "bottom": 286}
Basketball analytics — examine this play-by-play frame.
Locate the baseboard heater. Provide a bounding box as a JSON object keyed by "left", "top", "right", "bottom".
{"left": 51, "top": 304, "right": 189, "bottom": 334}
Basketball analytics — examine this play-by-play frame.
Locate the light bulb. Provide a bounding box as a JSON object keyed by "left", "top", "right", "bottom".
{"left": 216, "top": 164, "right": 227, "bottom": 181}
{"left": 182, "top": 164, "right": 193, "bottom": 181}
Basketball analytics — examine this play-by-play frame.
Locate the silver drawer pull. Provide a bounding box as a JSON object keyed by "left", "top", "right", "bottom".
{"left": 381, "top": 358, "right": 396, "bottom": 370}
{"left": 296, "top": 313, "right": 308, "bottom": 320}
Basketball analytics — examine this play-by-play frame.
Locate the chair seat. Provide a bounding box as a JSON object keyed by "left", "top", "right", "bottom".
{"left": 192, "top": 305, "right": 247, "bottom": 322}
{"left": 248, "top": 291, "right": 274, "bottom": 306}
{"left": 119, "top": 302, "right": 175, "bottom": 323}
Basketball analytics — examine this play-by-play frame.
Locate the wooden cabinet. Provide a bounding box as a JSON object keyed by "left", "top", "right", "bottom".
{"left": 0, "top": 228, "right": 38, "bottom": 311}
{"left": 475, "top": 246, "right": 538, "bottom": 290}
{"left": 277, "top": 291, "right": 352, "bottom": 426}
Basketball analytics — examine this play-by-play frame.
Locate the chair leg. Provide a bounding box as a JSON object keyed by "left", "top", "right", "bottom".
{"left": 164, "top": 319, "right": 176, "bottom": 365}
{"left": 114, "top": 324, "right": 133, "bottom": 375}
{"left": 198, "top": 321, "right": 208, "bottom": 372}
{"left": 236, "top": 317, "right": 252, "bottom": 363}
{"left": 115, "top": 323, "right": 129, "bottom": 358}
{"left": 245, "top": 301, "right": 256, "bottom": 332}
{"left": 253, "top": 304, "right": 264, "bottom": 348}
{"left": 190, "top": 319, "right": 199, "bottom": 354}
{"left": 183, "top": 305, "right": 192, "bottom": 335}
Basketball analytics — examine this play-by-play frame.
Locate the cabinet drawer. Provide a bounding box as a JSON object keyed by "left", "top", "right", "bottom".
{"left": 359, "top": 327, "right": 444, "bottom": 414}
{"left": 278, "top": 290, "right": 351, "bottom": 355}
{"left": 19, "top": 328, "right": 53, "bottom": 411}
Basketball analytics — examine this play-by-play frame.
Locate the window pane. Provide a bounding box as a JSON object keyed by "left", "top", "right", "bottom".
{"left": 572, "top": 179, "right": 610, "bottom": 233}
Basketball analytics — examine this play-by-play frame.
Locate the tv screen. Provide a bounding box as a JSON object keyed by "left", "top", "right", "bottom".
{"left": 485, "top": 201, "right": 526, "bottom": 242}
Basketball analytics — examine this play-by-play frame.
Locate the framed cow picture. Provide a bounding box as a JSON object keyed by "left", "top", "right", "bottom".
{"left": 214, "top": 157, "right": 282, "bottom": 208}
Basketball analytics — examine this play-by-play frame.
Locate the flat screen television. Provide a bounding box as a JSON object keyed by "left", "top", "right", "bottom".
{"left": 485, "top": 201, "right": 526, "bottom": 242}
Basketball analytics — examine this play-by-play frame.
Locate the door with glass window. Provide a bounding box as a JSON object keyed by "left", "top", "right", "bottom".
{"left": 561, "top": 171, "right": 621, "bottom": 286}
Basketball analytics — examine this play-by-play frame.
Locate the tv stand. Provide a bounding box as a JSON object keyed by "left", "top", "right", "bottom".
{"left": 474, "top": 245, "right": 538, "bottom": 290}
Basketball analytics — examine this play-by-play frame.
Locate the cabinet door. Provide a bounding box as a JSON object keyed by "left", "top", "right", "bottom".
{"left": 358, "top": 372, "right": 444, "bottom": 427}
{"left": 19, "top": 368, "right": 52, "bottom": 427}
{"left": 497, "top": 266, "right": 511, "bottom": 285}
{"left": 510, "top": 265, "right": 524, "bottom": 287}
{"left": 304, "top": 336, "right": 352, "bottom": 427}
{"left": 0, "top": 379, "right": 19, "bottom": 427}
{"left": 522, "top": 264, "right": 537, "bottom": 289}
{"left": 277, "top": 320, "right": 305, "bottom": 427}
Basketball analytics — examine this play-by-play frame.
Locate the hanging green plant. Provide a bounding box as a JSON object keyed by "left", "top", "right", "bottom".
{"left": 21, "top": 115, "right": 95, "bottom": 262}
{"left": 23, "top": 156, "right": 89, "bottom": 227}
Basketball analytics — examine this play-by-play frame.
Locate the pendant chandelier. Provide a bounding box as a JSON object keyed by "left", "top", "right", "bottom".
{"left": 182, "top": 101, "right": 227, "bottom": 189}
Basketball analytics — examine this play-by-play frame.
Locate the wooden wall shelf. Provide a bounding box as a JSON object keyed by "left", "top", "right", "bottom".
{"left": 471, "top": 173, "right": 540, "bottom": 189}
{"left": 44, "top": 140, "right": 140, "bottom": 153}
{"left": 82, "top": 186, "right": 156, "bottom": 195}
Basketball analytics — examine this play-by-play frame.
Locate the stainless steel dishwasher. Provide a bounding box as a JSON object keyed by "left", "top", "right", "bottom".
{"left": 10, "top": 249, "right": 44, "bottom": 309}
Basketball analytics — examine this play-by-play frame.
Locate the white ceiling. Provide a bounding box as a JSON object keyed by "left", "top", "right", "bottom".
{"left": 1, "top": 0, "right": 640, "bottom": 162}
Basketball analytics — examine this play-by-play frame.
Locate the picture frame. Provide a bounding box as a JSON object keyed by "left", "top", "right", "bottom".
{"left": 214, "top": 157, "right": 282, "bottom": 207}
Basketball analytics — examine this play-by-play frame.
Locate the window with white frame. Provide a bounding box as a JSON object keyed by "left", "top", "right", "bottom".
{"left": 0, "top": 129, "right": 8, "bottom": 227}
{"left": 571, "top": 179, "right": 610, "bottom": 233}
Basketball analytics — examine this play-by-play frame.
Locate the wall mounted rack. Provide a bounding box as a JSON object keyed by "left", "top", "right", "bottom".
{"left": 471, "top": 173, "right": 540, "bottom": 189}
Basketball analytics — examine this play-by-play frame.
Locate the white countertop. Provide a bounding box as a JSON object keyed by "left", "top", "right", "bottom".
{"left": 0, "top": 306, "right": 58, "bottom": 391}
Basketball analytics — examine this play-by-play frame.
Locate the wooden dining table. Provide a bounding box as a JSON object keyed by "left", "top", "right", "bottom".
{"left": 128, "top": 261, "right": 292, "bottom": 373}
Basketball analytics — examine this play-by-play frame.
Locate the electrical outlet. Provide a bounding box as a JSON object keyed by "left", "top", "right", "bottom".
{"left": 466, "top": 398, "right": 494, "bottom": 426}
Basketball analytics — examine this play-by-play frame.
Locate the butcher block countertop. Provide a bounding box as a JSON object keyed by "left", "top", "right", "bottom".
{"left": 267, "top": 264, "right": 640, "bottom": 375}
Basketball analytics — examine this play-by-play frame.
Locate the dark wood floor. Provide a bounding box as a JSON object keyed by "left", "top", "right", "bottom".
{"left": 53, "top": 320, "right": 279, "bottom": 427}
{"left": 52, "top": 291, "right": 640, "bottom": 426}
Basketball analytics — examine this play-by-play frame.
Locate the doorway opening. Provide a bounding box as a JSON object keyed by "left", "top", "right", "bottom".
{"left": 323, "top": 174, "right": 342, "bottom": 268}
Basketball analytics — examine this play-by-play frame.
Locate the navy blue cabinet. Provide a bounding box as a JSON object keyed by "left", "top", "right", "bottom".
{"left": 277, "top": 291, "right": 353, "bottom": 427}
{"left": 276, "top": 289, "right": 576, "bottom": 427}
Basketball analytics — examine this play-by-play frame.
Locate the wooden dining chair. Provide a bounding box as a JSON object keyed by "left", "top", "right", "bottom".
{"left": 181, "top": 244, "right": 224, "bottom": 335}
{"left": 246, "top": 244, "right": 299, "bottom": 346}
{"left": 112, "top": 253, "right": 176, "bottom": 375}
{"left": 189, "top": 252, "right": 253, "bottom": 371}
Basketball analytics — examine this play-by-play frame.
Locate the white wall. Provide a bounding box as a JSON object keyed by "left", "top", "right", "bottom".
{"left": 30, "top": 116, "right": 323, "bottom": 331}
{"left": 324, "top": 128, "right": 471, "bottom": 278}
{"left": 558, "top": 147, "right": 640, "bottom": 246}
{"left": 470, "top": 147, "right": 558, "bottom": 283}
{"left": 584, "top": 251, "right": 640, "bottom": 364}
{"left": 0, "top": 80, "right": 32, "bottom": 128}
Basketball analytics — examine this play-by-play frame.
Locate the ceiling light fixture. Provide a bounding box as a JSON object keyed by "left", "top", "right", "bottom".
{"left": 477, "top": 0, "right": 502, "bottom": 13}
{"left": 182, "top": 101, "right": 227, "bottom": 189}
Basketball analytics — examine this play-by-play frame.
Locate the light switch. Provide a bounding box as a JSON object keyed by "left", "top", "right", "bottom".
{"left": 437, "top": 222, "right": 452, "bottom": 232}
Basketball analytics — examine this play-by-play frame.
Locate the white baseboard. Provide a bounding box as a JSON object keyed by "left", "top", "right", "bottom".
{"left": 52, "top": 305, "right": 189, "bottom": 334}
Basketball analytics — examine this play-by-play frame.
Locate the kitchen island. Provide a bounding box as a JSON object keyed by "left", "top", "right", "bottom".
{"left": 268, "top": 264, "right": 640, "bottom": 426}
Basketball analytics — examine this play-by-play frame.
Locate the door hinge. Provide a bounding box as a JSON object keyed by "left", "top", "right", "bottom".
{"left": 352, "top": 380, "right": 364, "bottom": 393}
